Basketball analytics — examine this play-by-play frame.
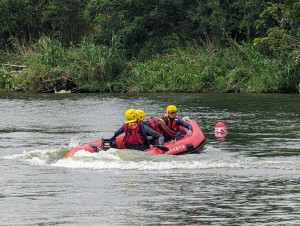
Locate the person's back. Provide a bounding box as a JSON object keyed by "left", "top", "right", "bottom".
{"left": 112, "top": 109, "right": 150, "bottom": 151}
{"left": 123, "top": 119, "right": 144, "bottom": 146}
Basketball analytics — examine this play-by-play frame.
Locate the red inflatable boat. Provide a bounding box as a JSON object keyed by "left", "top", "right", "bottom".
{"left": 65, "top": 120, "right": 206, "bottom": 159}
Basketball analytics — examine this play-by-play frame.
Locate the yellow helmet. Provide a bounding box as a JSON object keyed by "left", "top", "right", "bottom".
{"left": 166, "top": 105, "right": 177, "bottom": 116}
{"left": 135, "top": 110, "right": 145, "bottom": 121}
{"left": 124, "top": 109, "right": 136, "bottom": 120}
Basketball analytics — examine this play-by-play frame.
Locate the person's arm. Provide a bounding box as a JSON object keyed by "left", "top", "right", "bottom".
{"left": 159, "top": 122, "right": 180, "bottom": 137}
{"left": 178, "top": 118, "right": 193, "bottom": 135}
{"left": 139, "top": 121, "right": 150, "bottom": 146}
{"left": 178, "top": 118, "right": 193, "bottom": 131}
{"left": 111, "top": 125, "right": 125, "bottom": 140}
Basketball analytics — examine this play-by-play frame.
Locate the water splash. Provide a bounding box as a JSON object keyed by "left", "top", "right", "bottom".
{"left": 69, "top": 135, "right": 82, "bottom": 148}
{"left": 3, "top": 148, "right": 69, "bottom": 165}
{"left": 2, "top": 146, "right": 299, "bottom": 172}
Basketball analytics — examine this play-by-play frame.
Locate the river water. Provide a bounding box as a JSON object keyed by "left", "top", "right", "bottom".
{"left": 0, "top": 92, "right": 299, "bottom": 225}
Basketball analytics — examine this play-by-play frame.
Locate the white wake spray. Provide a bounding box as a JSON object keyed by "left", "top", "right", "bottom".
{"left": 2, "top": 146, "right": 299, "bottom": 172}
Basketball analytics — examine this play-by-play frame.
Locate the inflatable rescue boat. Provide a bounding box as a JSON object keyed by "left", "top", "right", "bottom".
{"left": 65, "top": 119, "right": 206, "bottom": 158}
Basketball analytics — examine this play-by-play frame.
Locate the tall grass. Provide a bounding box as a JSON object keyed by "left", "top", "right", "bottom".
{"left": 1, "top": 38, "right": 299, "bottom": 93}
{"left": 3, "top": 36, "right": 125, "bottom": 92}
{"left": 121, "top": 42, "right": 299, "bottom": 93}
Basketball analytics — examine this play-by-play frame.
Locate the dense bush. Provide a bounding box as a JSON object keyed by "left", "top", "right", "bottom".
{"left": 0, "top": 0, "right": 88, "bottom": 47}
{"left": 0, "top": 0, "right": 299, "bottom": 93}
{"left": 2, "top": 37, "right": 125, "bottom": 92}
{"left": 120, "top": 43, "right": 299, "bottom": 93}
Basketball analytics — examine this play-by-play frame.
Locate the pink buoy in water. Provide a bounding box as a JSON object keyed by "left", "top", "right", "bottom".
{"left": 214, "top": 121, "right": 227, "bottom": 141}
{"left": 215, "top": 121, "right": 227, "bottom": 133}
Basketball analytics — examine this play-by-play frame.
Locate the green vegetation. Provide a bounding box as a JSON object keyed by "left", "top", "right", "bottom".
{"left": 0, "top": 0, "right": 299, "bottom": 93}
{"left": 1, "top": 37, "right": 125, "bottom": 92}
{"left": 120, "top": 44, "right": 296, "bottom": 93}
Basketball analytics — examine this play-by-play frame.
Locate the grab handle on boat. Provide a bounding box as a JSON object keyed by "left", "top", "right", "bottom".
{"left": 88, "top": 144, "right": 102, "bottom": 153}
{"left": 154, "top": 145, "right": 169, "bottom": 152}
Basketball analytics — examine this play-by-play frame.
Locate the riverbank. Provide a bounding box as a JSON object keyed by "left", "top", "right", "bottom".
{"left": 1, "top": 37, "right": 299, "bottom": 93}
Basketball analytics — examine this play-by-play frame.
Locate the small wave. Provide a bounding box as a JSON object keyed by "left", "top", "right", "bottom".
{"left": 2, "top": 147, "right": 70, "bottom": 165}
{"left": 3, "top": 146, "right": 299, "bottom": 172}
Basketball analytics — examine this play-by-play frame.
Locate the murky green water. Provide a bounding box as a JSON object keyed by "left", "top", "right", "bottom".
{"left": 0, "top": 92, "right": 299, "bottom": 225}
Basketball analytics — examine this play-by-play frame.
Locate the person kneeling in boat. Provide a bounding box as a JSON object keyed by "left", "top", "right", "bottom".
{"left": 135, "top": 110, "right": 165, "bottom": 147}
{"left": 111, "top": 109, "right": 151, "bottom": 151}
{"left": 162, "top": 105, "right": 193, "bottom": 141}
{"left": 143, "top": 114, "right": 180, "bottom": 144}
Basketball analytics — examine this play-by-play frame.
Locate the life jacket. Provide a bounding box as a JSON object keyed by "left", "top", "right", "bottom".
{"left": 162, "top": 113, "right": 180, "bottom": 133}
{"left": 145, "top": 116, "right": 179, "bottom": 137}
{"left": 145, "top": 117, "right": 165, "bottom": 134}
{"left": 123, "top": 120, "right": 144, "bottom": 145}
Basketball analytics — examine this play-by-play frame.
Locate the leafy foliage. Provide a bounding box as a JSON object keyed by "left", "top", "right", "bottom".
{"left": 5, "top": 37, "right": 125, "bottom": 92}
{"left": 0, "top": 0, "right": 88, "bottom": 47}
{"left": 0, "top": 0, "right": 299, "bottom": 93}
